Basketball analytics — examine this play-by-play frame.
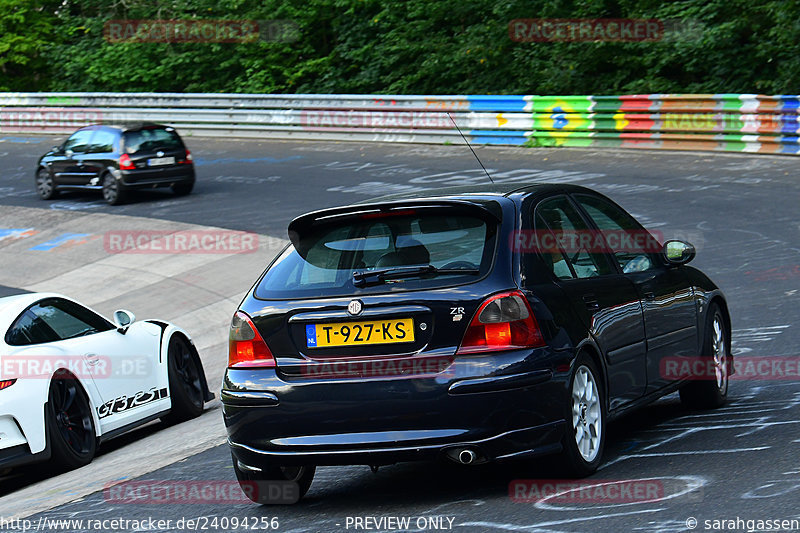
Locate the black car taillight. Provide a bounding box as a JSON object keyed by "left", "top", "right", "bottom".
{"left": 228, "top": 311, "right": 276, "bottom": 368}
{"left": 457, "top": 291, "right": 545, "bottom": 354}
{"left": 119, "top": 154, "right": 136, "bottom": 170}
{"left": 180, "top": 149, "right": 193, "bottom": 164}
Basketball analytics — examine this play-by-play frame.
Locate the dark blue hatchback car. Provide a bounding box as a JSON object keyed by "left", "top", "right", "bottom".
{"left": 222, "top": 183, "right": 731, "bottom": 503}
{"left": 35, "top": 123, "right": 195, "bottom": 205}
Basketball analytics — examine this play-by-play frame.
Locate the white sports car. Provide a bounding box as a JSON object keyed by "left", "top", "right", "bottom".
{"left": 0, "top": 292, "right": 214, "bottom": 472}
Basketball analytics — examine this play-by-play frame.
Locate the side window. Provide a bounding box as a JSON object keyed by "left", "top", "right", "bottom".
{"left": 5, "top": 310, "right": 59, "bottom": 346}
{"left": 535, "top": 197, "right": 612, "bottom": 279}
{"left": 62, "top": 130, "right": 94, "bottom": 154}
{"left": 29, "top": 299, "right": 112, "bottom": 340}
{"left": 534, "top": 212, "right": 575, "bottom": 280}
{"left": 574, "top": 194, "right": 660, "bottom": 274}
{"left": 5, "top": 299, "right": 113, "bottom": 346}
{"left": 86, "top": 130, "right": 117, "bottom": 154}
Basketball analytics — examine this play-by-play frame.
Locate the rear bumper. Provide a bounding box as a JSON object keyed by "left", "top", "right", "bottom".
{"left": 229, "top": 421, "right": 565, "bottom": 468}
{"left": 223, "top": 349, "right": 571, "bottom": 468}
{"left": 119, "top": 165, "right": 195, "bottom": 188}
{"left": 0, "top": 442, "right": 49, "bottom": 470}
{"left": 0, "top": 405, "right": 50, "bottom": 470}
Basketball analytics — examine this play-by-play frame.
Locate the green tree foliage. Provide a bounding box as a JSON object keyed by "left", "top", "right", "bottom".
{"left": 0, "top": 0, "right": 59, "bottom": 90}
{"left": 4, "top": 0, "right": 800, "bottom": 94}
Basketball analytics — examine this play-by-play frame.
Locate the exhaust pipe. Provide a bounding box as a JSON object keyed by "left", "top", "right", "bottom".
{"left": 444, "top": 446, "right": 486, "bottom": 465}
{"left": 458, "top": 448, "right": 478, "bottom": 465}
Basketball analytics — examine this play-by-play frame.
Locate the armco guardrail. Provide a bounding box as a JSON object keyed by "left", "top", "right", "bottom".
{"left": 1, "top": 93, "right": 798, "bottom": 154}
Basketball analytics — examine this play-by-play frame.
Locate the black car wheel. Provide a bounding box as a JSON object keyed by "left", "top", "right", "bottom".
{"left": 161, "top": 336, "right": 204, "bottom": 424}
{"left": 232, "top": 454, "right": 315, "bottom": 504}
{"left": 680, "top": 304, "right": 729, "bottom": 409}
{"left": 102, "top": 173, "right": 127, "bottom": 205}
{"left": 47, "top": 373, "right": 96, "bottom": 470}
{"left": 559, "top": 354, "right": 605, "bottom": 477}
{"left": 171, "top": 182, "right": 194, "bottom": 196}
{"left": 36, "top": 168, "right": 58, "bottom": 200}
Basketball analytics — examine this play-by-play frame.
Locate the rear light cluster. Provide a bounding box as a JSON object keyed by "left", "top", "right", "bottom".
{"left": 228, "top": 311, "right": 276, "bottom": 368}
{"left": 180, "top": 150, "right": 193, "bottom": 164}
{"left": 119, "top": 154, "right": 136, "bottom": 170}
{"left": 0, "top": 379, "right": 16, "bottom": 390}
{"left": 457, "top": 291, "right": 545, "bottom": 354}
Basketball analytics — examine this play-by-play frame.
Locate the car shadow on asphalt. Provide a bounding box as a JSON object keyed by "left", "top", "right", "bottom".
{"left": 295, "top": 394, "right": 701, "bottom": 507}
{"left": 0, "top": 419, "right": 167, "bottom": 498}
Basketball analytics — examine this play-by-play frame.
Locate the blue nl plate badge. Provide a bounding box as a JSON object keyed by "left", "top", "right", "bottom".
{"left": 306, "top": 324, "right": 317, "bottom": 347}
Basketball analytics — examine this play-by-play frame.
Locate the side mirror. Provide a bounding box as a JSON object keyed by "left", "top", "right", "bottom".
{"left": 65, "top": 149, "right": 74, "bottom": 157}
{"left": 113, "top": 309, "right": 135, "bottom": 333}
{"left": 662, "top": 240, "right": 696, "bottom": 265}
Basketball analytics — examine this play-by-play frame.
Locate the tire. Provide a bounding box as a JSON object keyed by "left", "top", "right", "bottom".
{"left": 102, "top": 173, "right": 127, "bottom": 205}
{"left": 232, "top": 453, "right": 315, "bottom": 504}
{"left": 558, "top": 354, "right": 605, "bottom": 477}
{"left": 35, "top": 168, "right": 59, "bottom": 200}
{"left": 47, "top": 373, "right": 96, "bottom": 471}
{"left": 161, "top": 336, "right": 205, "bottom": 424}
{"left": 680, "top": 304, "right": 729, "bottom": 409}
{"left": 171, "top": 182, "right": 194, "bottom": 196}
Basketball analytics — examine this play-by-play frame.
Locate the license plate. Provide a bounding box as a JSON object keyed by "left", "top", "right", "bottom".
{"left": 147, "top": 156, "right": 175, "bottom": 166}
{"left": 306, "top": 318, "right": 415, "bottom": 348}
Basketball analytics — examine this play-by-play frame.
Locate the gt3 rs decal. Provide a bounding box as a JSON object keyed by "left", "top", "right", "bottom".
{"left": 97, "top": 387, "right": 168, "bottom": 419}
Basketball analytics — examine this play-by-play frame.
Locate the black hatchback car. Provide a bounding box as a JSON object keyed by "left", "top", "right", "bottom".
{"left": 222, "top": 184, "right": 731, "bottom": 503}
{"left": 35, "top": 123, "right": 195, "bottom": 205}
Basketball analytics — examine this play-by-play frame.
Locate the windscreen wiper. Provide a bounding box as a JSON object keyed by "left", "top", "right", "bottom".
{"left": 63, "top": 328, "right": 97, "bottom": 339}
{"left": 352, "top": 264, "right": 479, "bottom": 288}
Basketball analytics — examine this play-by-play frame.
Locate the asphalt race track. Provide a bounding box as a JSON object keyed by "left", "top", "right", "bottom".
{"left": 1, "top": 134, "right": 799, "bottom": 533}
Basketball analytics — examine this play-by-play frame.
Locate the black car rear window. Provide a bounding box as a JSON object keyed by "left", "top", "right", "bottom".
{"left": 255, "top": 209, "right": 498, "bottom": 299}
{"left": 123, "top": 127, "right": 184, "bottom": 154}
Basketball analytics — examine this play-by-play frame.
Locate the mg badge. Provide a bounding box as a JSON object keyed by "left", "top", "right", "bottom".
{"left": 157, "top": 150, "right": 164, "bottom": 157}
{"left": 347, "top": 299, "right": 363, "bottom": 316}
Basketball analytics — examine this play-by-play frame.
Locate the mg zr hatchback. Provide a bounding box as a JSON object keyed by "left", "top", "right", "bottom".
{"left": 222, "top": 184, "right": 731, "bottom": 503}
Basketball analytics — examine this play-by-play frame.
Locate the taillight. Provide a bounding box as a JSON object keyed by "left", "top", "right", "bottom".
{"left": 0, "top": 379, "right": 16, "bottom": 390}
{"left": 119, "top": 154, "right": 136, "bottom": 170}
{"left": 228, "top": 311, "right": 276, "bottom": 368}
{"left": 181, "top": 149, "right": 193, "bottom": 164}
{"left": 457, "top": 291, "right": 545, "bottom": 354}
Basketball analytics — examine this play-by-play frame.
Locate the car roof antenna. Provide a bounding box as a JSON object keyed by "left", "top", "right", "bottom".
{"left": 447, "top": 112, "right": 495, "bottom": 185}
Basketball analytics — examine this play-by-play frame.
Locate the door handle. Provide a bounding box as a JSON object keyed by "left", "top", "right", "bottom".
{"left": 644, "top": 292, "right": 656, "bottom": 301}
{"left": 84, "top": 353, "right": 99, "bottom": 366}
{"left": 582, "top": 295, "right": 600, "bottom": 311}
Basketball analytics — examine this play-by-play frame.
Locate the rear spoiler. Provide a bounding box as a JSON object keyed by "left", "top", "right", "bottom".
{"left": 287, "top": 200, "right": 501, "bottom": 257}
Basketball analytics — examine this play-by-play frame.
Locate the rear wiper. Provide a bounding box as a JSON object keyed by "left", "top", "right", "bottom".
{"left": 352, "top": 264, "right": 479, "bottom": 287}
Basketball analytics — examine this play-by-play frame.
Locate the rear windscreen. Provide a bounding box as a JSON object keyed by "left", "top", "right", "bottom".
{"left": 123, "top": 127, "right": 184, "bottom": 154}
{"left": 256, "top": 211, "right": 498, "bottom": 299}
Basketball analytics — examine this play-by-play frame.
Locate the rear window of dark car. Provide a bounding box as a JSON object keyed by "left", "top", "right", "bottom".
{"left": 122, "top": 127, "right": 184, "bottom": 155}
{"left": 255, "top": 210, "right": 498, "bottom": 299}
